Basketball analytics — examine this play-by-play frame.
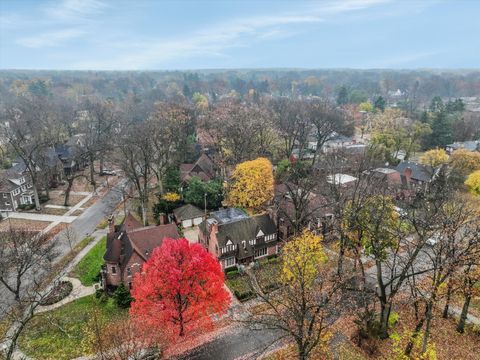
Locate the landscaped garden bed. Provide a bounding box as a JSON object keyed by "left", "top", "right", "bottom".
{"left": 225, "top": 256, "right": 281, "bottom": 302}
{"left": 70, "top": 236, "right": 107, "bottom": 286}
{"left": 40, "top": 281, "right": 73, "bottom": 306}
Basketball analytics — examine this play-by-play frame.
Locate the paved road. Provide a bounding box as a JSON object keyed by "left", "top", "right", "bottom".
{"left": 176, "top": 327, "right": 282, "bottom": 360}
{"left": 0, "top": 179, "right": 128, "bottom": 309}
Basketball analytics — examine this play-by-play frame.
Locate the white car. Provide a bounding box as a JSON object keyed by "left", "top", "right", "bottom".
{"left": 426, "top": 233, "right": 441, "bottom": 246}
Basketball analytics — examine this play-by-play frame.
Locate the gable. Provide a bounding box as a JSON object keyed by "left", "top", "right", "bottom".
{"left": 257, "top": 229, "right": 264, "bottom": 237}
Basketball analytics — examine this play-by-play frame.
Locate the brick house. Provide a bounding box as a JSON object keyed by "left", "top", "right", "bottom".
{"left": 180, "top": 153, "right": 216, "bottom": 183}
{"left": 198, "top": 208, "right": 278, "bottom": 270}
{"left": 102, "top": 213, "right": 180, "bottom": 290}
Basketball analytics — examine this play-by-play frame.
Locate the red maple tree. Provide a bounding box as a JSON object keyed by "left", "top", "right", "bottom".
{"left": 130, "top": 238, "right": 230, "bottom": 338}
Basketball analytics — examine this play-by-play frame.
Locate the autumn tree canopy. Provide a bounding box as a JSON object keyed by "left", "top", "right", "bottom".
{"left": 449, "top": 149, "right": 480, "bottom": 177}
{"left": 419, "top": 148, "right": 449, "bottom": 168}
{"left": 225, "top": 157, "right": 274, "bottom": 209}
{"left": 465, "top": 170, "right": 480, "bottom": 195}
{"left": 130, "top": 238, "right": 230, "bottom": 338}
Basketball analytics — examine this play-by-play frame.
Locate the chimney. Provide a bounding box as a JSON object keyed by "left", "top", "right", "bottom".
{"left": 108, "top": 215, "right": 115, "bottom": 234}
{"left": 404, "top": 167, "right": 413, "bottom": 184}
{"left": 159, "top": 213, "right": 166, "bottom": 225}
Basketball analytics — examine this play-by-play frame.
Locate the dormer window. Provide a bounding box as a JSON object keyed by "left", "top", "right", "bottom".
{"left": 221, "top": 239, "right": 235, "bottom": 254}
{"left": 256, "top": 230, "right": 264, "bottom": 238}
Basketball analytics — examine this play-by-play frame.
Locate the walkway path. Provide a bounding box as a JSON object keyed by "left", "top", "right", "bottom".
{"left": 8, "top": 212, "right": 77, "bottom": 223}
{"left": 448, "top": 306, "right": 480, "bottom": 326}
{"left": 36, "top": 228, "right": 107, "bottom": 314}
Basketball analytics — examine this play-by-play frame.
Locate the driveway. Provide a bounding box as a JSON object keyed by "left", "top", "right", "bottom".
{"left": 184, "top": 226, "right": 200, "bottom": 243}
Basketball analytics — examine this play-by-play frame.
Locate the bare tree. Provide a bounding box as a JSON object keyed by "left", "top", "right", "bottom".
{"left": 0, "top": 227, "right": 59, "bottom": 359}
{"left": 1, "top": 96, "right": 57, "bottom": 210}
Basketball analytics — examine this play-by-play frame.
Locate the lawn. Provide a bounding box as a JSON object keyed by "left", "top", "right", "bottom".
{"left": 70, "top": 236, "right": 107, "bottom": 286}
{"left": 19, "top": 295, "right": 127, "bottom": 360}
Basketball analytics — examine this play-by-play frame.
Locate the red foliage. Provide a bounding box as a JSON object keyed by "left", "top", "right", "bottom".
{"left": 130, "top": 238, "right": 230, "bottom": 339}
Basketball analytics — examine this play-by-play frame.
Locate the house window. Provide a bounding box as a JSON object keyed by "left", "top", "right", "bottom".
{"left": 265, "top": 234, "right": 276, "bottom": 242}
{"left": 128, "top": 282, "right": 133, "bottom": 290}
{"left": 254, "top": 247, "right": 268, "bottom": 258}
{"left": 2, "top": 194, "right": 6, "bottom": 199}
{"left": 127, "top": 267, "right": 132, "bottom": 276}
{"left": 19, "top": 177, "right": 25, "bottom": 184}
{"left": 249, "top": 239, "right": 256, "bottom": 246}
{"left": 224, "top": 257, "right": 236, "bottom": 268}
{"left": 242, "top": 240, "right": 246, "bottom": 250}
{"left": 5, "top": 202, "right": 10, "bottom": 206}
{"left": 111, "top": 266, "right": 117, "bottom": 274}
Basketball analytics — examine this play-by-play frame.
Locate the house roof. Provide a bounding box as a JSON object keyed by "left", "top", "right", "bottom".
{"left": 173, "top": 204, "right": 204, "bottom": 221}
{"left": 104, "top": 217, "right": 180, "bottom": 270}
{"left": 447, "top": 140, "right": 480, "bottom": 152}
{"left": 200, "top": 211, "right": 277, "bottom": 260}
{"left": 327, "top": 174, "right": 358, "bottom": 185}
{"left": 395, "top": 161, "right": 433, "bottom": 183}
{"left": 180, "top": 153, "right": 216, "bottom": 182}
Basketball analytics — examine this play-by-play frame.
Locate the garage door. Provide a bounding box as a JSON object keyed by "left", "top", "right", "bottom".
{"left": 193, "top": 217, "right": 203, "bottom": 226}
{"left": 182, "top": 219, "right": 192, "bottom": 228}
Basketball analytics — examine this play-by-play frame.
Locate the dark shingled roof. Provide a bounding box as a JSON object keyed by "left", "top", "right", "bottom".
{"left": 173, "top": 204, "right": 204, "bottom": 221}
{"left": 395, "top": 161, "right": 434, "bottom": 183}
{"left": 201, "top": 212, "right": 277, "bottom": 260}
{"left": 180, "top": 153, "right": 216, "bottom": 182}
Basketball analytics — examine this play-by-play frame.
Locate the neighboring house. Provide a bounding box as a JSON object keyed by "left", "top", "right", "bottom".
{"left": 273, "top": 183, "right": 333, "bottom": 240}
{"left": 198, "top": 208, "right": 278, "bottom": 270}
{"left": 180, "top": 153, "right": 216, "bottom": 183}
{"left": 195, "top": 127, "right": 217, "bottom": 157}
{"left": 102, "top": 213, "right": 180, "bottom": 290}
{"left": 446, "top": 140, "right": 480, "bottom": 154}
{"left": 326, "top": 173, "right": 358, "bottom": 187}
{"left": 395, "top": 161, "right": 435, "bottom": 188}
{"left": 54, "top": 134, "right": 87, "bottom": 176}
{"left": 0, "top": 168, "right": 34, "bottom": 213}
{"left": 173, "top": 204, "right": 204, "bottom": 228}
{"left": 322, "top": 133, "right": 356, "bottom": 153}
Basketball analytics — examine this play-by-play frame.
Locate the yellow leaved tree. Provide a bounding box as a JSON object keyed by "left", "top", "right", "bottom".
{"left": 465, "top": 170, "right": 480, "bottom": 195}
{"left": 162, "top": 192, "right": 181, "bottom": 202}
{"left": 419, "top": 148, "right": 449, "bottom": 168}
{"left": 225, "top": 157, "right": 274, "bottom": 209}
{"left": 450, "top": 149, "right": 480, "bottom": 177}
{"left": 282, "top": 230, "right": 327, "bottom": 286}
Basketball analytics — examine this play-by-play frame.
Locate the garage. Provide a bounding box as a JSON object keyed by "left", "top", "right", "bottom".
{"left": 173, "top": 204, "right": 205, "bottom": 228}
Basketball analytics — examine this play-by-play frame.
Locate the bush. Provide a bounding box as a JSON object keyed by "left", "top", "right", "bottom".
{"left": 39, "top": 194, "right": 50, "bottom": 203}
{"left": 225, "top": 268, "right": 239, "bottom": 279}
{"left": 234, "top": 290, "right": 255, "bottom": 302}
{"left": 17, "top": 203, "right": 35, "bottom": 210}
{"left": 40, "top": 281, "right": 73, "bottom": 306}
{"left": 388, "top": 312, "right": 399, "bottom": 328}
{"left": 95, "top": 288, "right": 104, "bottom": 299}
{"left": 113, "top": 283, "right": 132, "bottom": 308}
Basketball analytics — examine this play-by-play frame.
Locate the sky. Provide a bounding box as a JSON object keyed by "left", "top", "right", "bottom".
{"left": 0, "top": 0, "right": 479, "bottom": 70}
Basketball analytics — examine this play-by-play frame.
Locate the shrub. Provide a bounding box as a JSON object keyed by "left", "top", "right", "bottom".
{"left": 95, "top": 288, "right": 104, "bottom": 299}
{"left": 39, "top": 194, "right": 50, "bottom": 203}
{"left": 388, "top": 312, "right": 399, "bottom": 328}
{"left": 113, "top": 283, "right": 132, "bottom": 308}
{"left": 40, "top": 281, "right": 73, "bottom": 306}
{"left": 226, "top": 269, "right": 239, "bottom": 279}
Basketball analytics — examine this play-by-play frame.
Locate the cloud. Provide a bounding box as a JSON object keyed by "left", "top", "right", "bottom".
{"left": 17, "top": 28, "right": 88, "bottom": 48}
{"left": 74, "top": 0, "right": 387, "bottom": 69}
{"left": 45, "top": 0, "right": 107, "bottom": 22}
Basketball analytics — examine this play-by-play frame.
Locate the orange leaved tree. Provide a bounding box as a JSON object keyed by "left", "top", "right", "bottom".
{"left": 130, "top": 238, "right": 230, "bottom": 339}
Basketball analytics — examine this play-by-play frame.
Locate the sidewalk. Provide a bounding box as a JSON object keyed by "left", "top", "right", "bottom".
{"left": 448, "top": 306, "right": 480, "bottom": 326}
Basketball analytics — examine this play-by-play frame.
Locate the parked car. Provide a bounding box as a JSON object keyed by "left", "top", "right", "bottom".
{"left": 426, "top": 233, "right": 441, "bottom": 246}
{"left": 100, "top": 169, "right": 116, "bottom": 176}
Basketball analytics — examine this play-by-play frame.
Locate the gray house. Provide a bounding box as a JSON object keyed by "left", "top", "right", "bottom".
{"left": 0, "top": 167, "right": 34, "bottom": 213}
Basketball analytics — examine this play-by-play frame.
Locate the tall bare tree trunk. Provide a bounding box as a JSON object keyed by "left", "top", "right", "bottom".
{"left": 456, "top": 295, "right": 471, "bottom": 333}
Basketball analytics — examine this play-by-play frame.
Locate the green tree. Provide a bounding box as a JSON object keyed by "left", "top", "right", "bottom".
{"left": 336, "top": 86, "right": 349, "bottom": 105}
{"left": 349, "top": 89, "right": 368, "bottom": 104}
{"left": 374, "top": 96, "right": 386, "bottom": 111}
{"left": 184, "top": 177, "right": 224, "bottom": 209}
{"left": 428, "top": 111, "right": 452, "bottom": 147}
{"left": 164, "top": 167, "right": 181, "bottom": 193}
{"left": 113, "top": 283, "right": 133, "bottom": 308}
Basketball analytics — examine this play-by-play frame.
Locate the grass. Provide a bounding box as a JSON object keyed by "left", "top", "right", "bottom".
{"left": 18, "top": 295, "right": 127, "bottom": 360}
{"left": 70, "top": 236, "right": 107, "bottom": 286}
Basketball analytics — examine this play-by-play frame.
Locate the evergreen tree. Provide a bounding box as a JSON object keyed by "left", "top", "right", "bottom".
{"left": 429, "top": 111, "right": 452, "bottom": 147}
{"left": 374, "top": 96, "right": 386, "bottom": 112}
{"left": 336, "top": 86, "right": 349, "bottom": 105}
{"left": 113, "top": 283, "right": 133, "bottom": 308}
